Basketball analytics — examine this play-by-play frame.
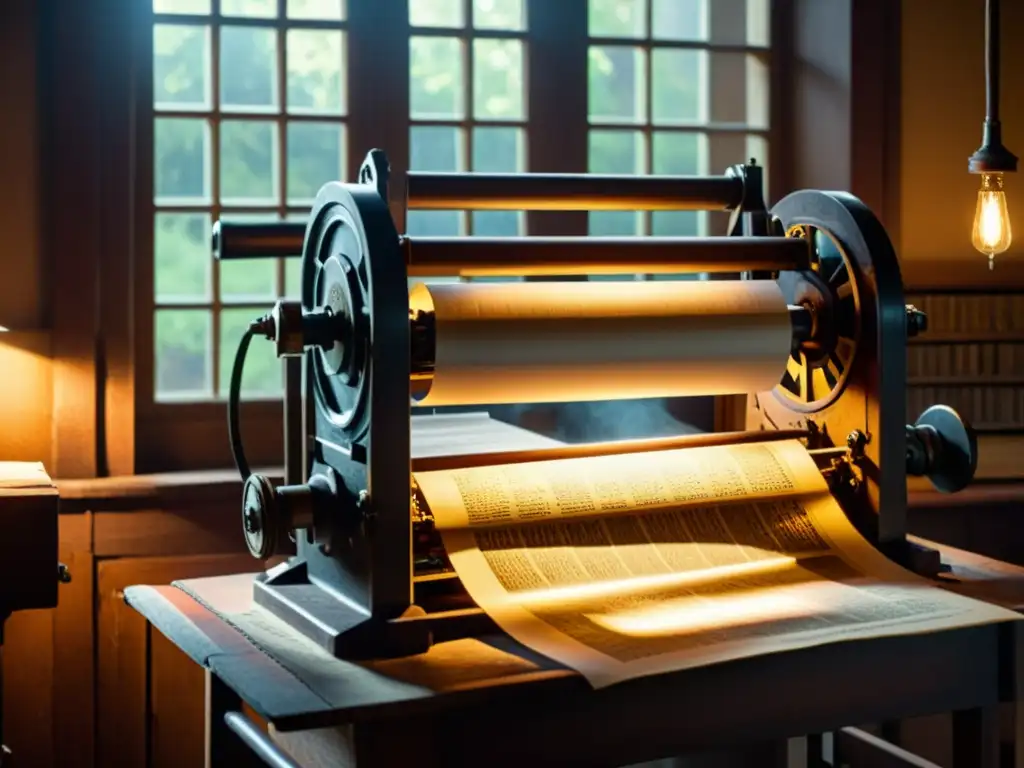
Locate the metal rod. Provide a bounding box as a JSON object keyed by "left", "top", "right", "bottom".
{"left": 807, "top": 446, "right": 850, "bottom": 458}
{"left": 284, "top": 358, "right": 303, "bottom": 485}
{"left": 212, "top": 221, "right": 306, "bottom": 260}
{"left": 411, "top": 429, "right": 810, "bottom": 472}
{"left": 406, "top": 171, "right": 745, "bottom": 211}
{"left": 223, "top": 712, "right": 302, "bottom": 768}
{"left": 404, "top": 236, "right": 808, "bottom": 276}
{"left": 987, "top": 0, "right": 999, "bottom": 122}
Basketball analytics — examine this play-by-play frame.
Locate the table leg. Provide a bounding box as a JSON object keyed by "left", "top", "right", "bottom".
{"left": 806, "top": 733, "right": 827, "bottom": 767}
{"left": 205, "top": 670, "right": 265, "bottom": 768}
{"left": 951, "top": 706, "right": 999, "bottom": 768}
{"left": 1007, "top": 623, "right": 1024, "bottom": 768}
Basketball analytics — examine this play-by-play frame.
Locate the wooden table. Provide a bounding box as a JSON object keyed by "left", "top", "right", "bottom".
{"left": 125, "top": 536, "right": 1024, "bottom": 768}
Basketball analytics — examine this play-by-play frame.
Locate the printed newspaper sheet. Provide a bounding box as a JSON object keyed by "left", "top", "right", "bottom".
{"left": 413, "top": 439, "right": 1019, "bottom": 687}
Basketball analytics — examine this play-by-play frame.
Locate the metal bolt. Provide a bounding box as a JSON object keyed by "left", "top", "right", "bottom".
{"left": 846, "top": 430, "right": 868, "bottom": 458}
{"left": 243, "top": 506, "right": 260, "bottom": 534}
{"left": 356, "top": 490, "right": 372, "bottom": 518}
{"left": 905, "top": 304, "right": 928, "bottom": 337}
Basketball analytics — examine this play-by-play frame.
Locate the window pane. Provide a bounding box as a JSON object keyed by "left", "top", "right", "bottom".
{"left": 154, "top": 118, "right": 210, "bottom": 203}
{"left": 473, "top": 39, "right": 524, "bottom": 120}
{"left": 411, "top": 126, "right": 464, "bottom": 171}
{"left": 703, "top": 52, "right": 767, "bottom": 126}
{"left": 652, "top": 131, "right": 702, "bottom": 174}
{"left": 589, "top": 129, "right": 644, "bottom": 173}
{"left": 747, "top": 0, "right": 770, "bottom": 46}
{"left": 220, "top": 309, "right": 283, "bottom": 398}
{"left": 590, "top": 211, "right": 641, "bottom": 236}
{"left": 287, "top": 0, "right": 344, "bottom": 20}
{"left": 589, "top": 130, "right": 643, "bottom": 236}
{"left": 588, "top": 46, "right": 645, "bottom": 123}
{"left": 220, "top": 121, "right": 279, "bottom": 204}
{"left": 651, "top": 211, "right": 699, "bottom": 235}
{"left": 221, "top": 259, "right": 278, "bottom": 302}
{"left": 472, "top": 127, "right": 522, "bottom": 172}
{"left": 154, "top": 0, "right": 210, "bottom": 13}
{"left": 472, "top": 211, "right": 520, "bottom": 236}
{"left": 652, "top": 131, "right": 702, "bottom": 236}
{"left": 285, "top": 257, "right": 303, "bottom": 299}
{"left": 154, "top": 25, "right": 210, "bottom": 110}
{"left": 410, "top": 37, "right": 464, "bottom": 119}
{"left": 284, "top": 213, "right": 307, "bottom": 300}
{"left": 410, "top": 0, "right": 464, "bottom": 27}
{"left": 473, "top": 0, "right": 525, "bottom": 30}
{"left": 220, "top": 26, "right": 278, "bottom": 111}
{"left": 287, "top": 122, "right": 345, "bottom": 203}
{"left": 409, "top": 125, "right": 465, "bottom": 239}
{"left": 221, "top": 0, "right": 276, "bottom": 17}
{"left": 711, "top": 0, "right": 771, "bottom": 45}
{"left": 286, "top": 30, "right": 345, "bottom": 114}
{"left": 652, "top": 49, "right": 704, "bottom": 124}
{"left": 155, "top": 309, "right": 212, "bottom": 399}
{"left": 746, "top": 54, "right": 769, "bottom": 128}
{"left": 588, "top": 0, "right": 646, "bottom": 37}
{"left": 652, "top": 0, "right": 706, "bottom": 41}
{"left": 407, "top": 211, "right": 464, "bottom": 236}
{"left": 746, "top": 133, "right": 769, "bottom": 191}
{"left": 155, "top": 213, "right": 212, "bottom": 303}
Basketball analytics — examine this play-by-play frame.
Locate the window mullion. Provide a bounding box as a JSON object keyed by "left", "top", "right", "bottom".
{"left": 525, "top": 0, "right": 588, "bottom": 237}
{"left": 347, "top": 0, "right": 411, "bottom": 231}
{"left": 705, "top": 0, "right": 746, "bottom": 238}
{"left": 210, "top": 14, "right": 223, "bottom": 396}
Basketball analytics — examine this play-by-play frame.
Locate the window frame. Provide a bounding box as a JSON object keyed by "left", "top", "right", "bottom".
{"left": 119, "top": 0, "right": 795, "bottom": 474}
{"left": 407, "top": 2, "right": 530, "bottom": 238}
{"left": 136, "top": 1, "right": 357, "bottom": 472}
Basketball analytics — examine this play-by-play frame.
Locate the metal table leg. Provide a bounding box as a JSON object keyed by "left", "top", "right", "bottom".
{"left": 205, "top": 671, "right": 267, "bottom": 768}
{"left": 952, "top": 706, "right": 1000, "bottom": 768}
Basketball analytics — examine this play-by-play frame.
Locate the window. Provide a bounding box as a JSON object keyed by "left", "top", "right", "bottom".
{"left": 407, "top": 0, "right": 528, "bottom": 240}
{"left": 587, "top": 0, "right": 770, "bottom": 241}
{"left": 150, "top": 0, "right": 347, "bottom": 404}
{"left": 136, "top": 0, "right": 780, "bottom": 470}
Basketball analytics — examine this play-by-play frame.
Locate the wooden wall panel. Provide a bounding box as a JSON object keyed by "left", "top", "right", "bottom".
{"left": 150, "top": 631, "right": 208, "bottom": 768}
{"left": 54, "top": 515, "right": 94, "bottom": 768}
{"left": 45, "top": 0, "right": 100, "bottom": 478}
{"left": 0, "top": 331, "right": 54, "bottom": 464}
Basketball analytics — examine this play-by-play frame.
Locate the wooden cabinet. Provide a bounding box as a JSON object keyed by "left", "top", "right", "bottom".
{"left": 97, "top": 554, "right": 260, "bottom": 768}
{"left": 1, "top": 471, "right": 278, "bottom": 768}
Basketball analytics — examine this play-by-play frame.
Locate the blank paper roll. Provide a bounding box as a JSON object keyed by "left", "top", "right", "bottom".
{"left": 409, "top": 279, "right": 792, "bottom": 407}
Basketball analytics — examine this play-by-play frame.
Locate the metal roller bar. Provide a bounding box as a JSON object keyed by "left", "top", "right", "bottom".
{"left": 223, "top": 712, "right": 302, "bottom": 768}
{"left": 212, "top": 221, "right": 306, "bottom": 260}
{"left": 411, "top": 429, "right": 811, "bottom": 473}
{"left": 403, "top": 235, "right": 808, "bottom": 276}
{"left": 405, "top": 172, "right": 745, "bottom": 211}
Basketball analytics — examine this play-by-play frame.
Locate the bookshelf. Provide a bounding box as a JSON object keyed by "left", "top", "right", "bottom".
{"left": 906, "top": 290, "right": 1024, "bottom": 481}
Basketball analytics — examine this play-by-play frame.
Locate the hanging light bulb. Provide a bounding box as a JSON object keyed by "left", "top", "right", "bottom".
{"left": 972, "top": 172, "right": 1012, "bottom": 268}
{"left": 968, "top": 0, "right": 1017, "bottom": 269}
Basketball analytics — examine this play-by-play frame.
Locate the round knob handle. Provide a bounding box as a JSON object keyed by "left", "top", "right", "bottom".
{"left": 241, "top": 474, "right": 281, "bottom": 560}
{"left": 907, "top": 405, "right": 978, "bottom": 494}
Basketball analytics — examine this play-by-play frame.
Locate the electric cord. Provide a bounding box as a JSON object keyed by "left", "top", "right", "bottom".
{"left": 230, "top": 314, "right": 274, "bottom": 482}
{"left": 229, "top": 327, "right": 255, "bottom": 482}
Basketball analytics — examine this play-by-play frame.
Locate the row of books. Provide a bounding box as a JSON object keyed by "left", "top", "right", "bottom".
{"left": 905, "top": 292, "right": 1024, "bottom": 335}
{"left": 907, "top": 343, "right": 1024, "bottom": 380}
{"left": 907, "top": 386, "right": 1024, "bottom": 430}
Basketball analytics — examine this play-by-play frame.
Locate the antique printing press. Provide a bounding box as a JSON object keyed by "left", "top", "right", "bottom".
{"left": 213, "top": 149, "right": 980, "bottom": 662}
